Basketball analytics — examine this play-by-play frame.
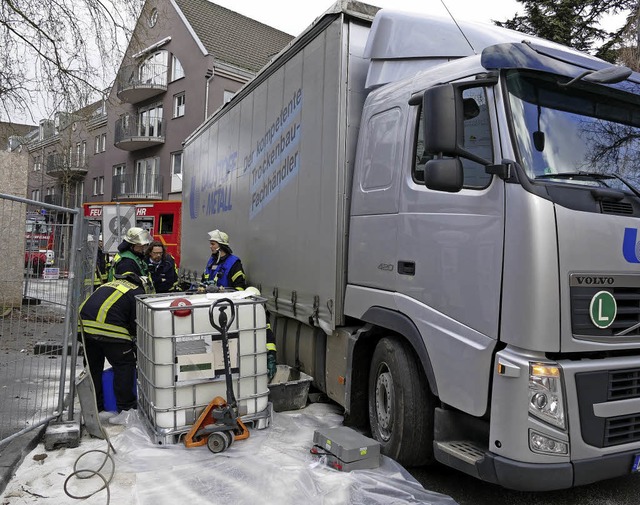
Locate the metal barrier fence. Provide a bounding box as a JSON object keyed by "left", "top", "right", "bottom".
{"left": 0, "top": 192, "right": 97, "bottom": 448}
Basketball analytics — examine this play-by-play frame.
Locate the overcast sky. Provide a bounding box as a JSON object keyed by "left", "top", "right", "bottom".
{"left": 212, "top": 0, "right": 523, "bottom": 35}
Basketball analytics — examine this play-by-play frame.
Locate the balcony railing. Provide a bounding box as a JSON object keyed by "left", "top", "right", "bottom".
{"left": 114, "top": 113, "right": 165, "bottom": 151}
{"left": 112, "top": 173, "right": 163, "bottom": 200}
{"left": 116, "top": 63, "right": 168, "bottom": 104}
{"left": 44, "top": 153, "right": 89, "bottom": 178}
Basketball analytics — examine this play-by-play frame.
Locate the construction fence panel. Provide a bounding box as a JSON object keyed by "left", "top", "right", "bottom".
{"left": 0, "top": 192, "right": 97, "bottom": 448}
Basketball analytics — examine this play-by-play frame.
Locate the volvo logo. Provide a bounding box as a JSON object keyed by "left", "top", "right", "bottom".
{"left": 574, "top": 276, "right": 615, "bottom": 286}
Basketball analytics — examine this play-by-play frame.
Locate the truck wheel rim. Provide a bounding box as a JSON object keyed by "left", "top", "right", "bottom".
{"left": 375, "top": 364, "right": 393, "bottom": 441}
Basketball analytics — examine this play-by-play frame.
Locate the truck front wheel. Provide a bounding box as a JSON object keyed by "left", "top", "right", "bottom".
{"left": 368, "top": 337, "right": 434, "bottom": 466}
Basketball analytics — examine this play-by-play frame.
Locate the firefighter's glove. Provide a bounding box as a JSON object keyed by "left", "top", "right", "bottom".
{"left": 205, "top": 284, "right": 221, "bottom": 293}
{"left": 267, "top": 350, "right": 277, "bottom": 381}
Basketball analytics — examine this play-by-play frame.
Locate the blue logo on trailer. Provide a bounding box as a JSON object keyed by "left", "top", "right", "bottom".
{"left": 623, "top": 228, "right": 640, "bottom": 263}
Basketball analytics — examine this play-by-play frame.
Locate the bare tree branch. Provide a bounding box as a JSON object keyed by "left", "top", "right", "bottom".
{"left": 0, "top": 0, "right": 143, "bottom": 123}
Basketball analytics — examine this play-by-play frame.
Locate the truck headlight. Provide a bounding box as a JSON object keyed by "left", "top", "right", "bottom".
{"left": 528, "top": 362, "right": 566, "bottom": 429}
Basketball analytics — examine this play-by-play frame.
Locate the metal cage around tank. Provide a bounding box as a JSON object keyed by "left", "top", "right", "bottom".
{"left": 134, "top": 291, "right": 272, "bottom": 444}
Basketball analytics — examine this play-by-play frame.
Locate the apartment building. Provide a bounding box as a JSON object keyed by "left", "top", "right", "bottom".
{"left": 25, "top": 0, "right": 293, "bottom": 208}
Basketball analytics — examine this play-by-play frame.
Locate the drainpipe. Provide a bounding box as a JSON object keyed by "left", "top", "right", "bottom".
{"left": 204, "top": 66, "right": 215, "bottom": 120}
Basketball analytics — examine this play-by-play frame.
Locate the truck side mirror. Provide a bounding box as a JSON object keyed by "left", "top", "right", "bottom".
{"left": 422, "top": 81, "right": 495, "bottom": 166}
{"left": 424, "top": 158, "right": 464, "bottom": 193}
{"left": 423, "top": 84, "right": 458, "bottom": 154}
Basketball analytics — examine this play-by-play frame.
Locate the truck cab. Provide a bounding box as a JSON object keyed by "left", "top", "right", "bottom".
{"left": 347, "top": 16, "right": 640, "bottom": 490}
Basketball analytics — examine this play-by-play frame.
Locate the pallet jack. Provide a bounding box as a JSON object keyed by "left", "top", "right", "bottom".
{"left": 184, "top": 298, "right": 249, "bottom": 453}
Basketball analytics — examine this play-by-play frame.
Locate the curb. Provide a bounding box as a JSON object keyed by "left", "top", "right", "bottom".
{"left": 0, "top": 425, "right": 46, "bottom": 496}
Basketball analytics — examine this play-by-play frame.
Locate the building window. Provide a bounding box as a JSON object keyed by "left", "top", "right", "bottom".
{"left": 173, "top": 93, "right": 185, "bottom": 118}
{"left": 100, "top": 133, "right": 106, "bottom": 152}
{"left": 98, "top": 176, "right": 104, "bottom": 195}
{"left": 92, "top": 177, "right": 98, "bottom": 196}
{"left": 171, "top": 55, "right": 184, "bottom": 81}
{"left": 223, "top": 90, "right": 235, "bottom": 104}
{"left": 138, "top": 104, "right": 163, "bottom": 137}
{"left": 33, "top": 155, "right": 41, "bottom": 171}
{"left": 113, "top": 164, "right": 126, "bottom": 196}
{"left": 81, "top": 141, "right": 86, "bottom": 165}
{"left": 171, "top": 151, "right": 182, "bottom": 193}
{"left": 134, "top": 157, "right": 160, "bottom": 195}
{"left": 171, "top": 151, "right": 182, "bottom": 176}
{"left": 139, "top": 50, "right": 168, "bottom": 86}
{"left": 95, "top": 135, "right": 100, "bottom": 154}
{"left": 32, "top": 189, "right": 40, "bottom": 201}
{"left": 76, "top": 142, "right": 81, "bottom": 166}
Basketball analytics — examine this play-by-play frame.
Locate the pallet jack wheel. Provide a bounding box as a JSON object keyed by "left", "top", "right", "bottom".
{"left": 225, "top": 430, "right": 235, "bottom": 448}
{"left": 207, "top": 432, "right": 229, "bottom": 453}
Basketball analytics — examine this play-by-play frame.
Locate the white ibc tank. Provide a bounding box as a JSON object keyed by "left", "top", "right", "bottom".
{"left": 136, "top": 291, "right": 269, "bottom": 434}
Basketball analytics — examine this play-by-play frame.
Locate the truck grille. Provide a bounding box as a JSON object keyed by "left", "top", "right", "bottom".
{"left": 571, "top": 286, "right": 640, "bottom": 338}
{"left": 576, "top": 369, "right": 640, "bottom": 448}
{"left": 610, "top": 369, "right": 640, "bottom": 400}
{"left": 605, "top": 415, "right": 640, "bottom": 445}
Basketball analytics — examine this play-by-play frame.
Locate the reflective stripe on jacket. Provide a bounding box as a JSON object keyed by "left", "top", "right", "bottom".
{"left": 79, "top": 279, "right": 144, "bottom": 341}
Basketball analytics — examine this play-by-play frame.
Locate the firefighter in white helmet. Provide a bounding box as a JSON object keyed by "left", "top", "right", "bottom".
{"left": 202, "top": 229, "right": 246, "bottom": 290}
{"left": 107, "top": 227, "right": 153, "bottom": 287}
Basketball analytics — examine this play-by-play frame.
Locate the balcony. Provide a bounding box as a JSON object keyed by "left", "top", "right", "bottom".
{"left": 116, "top": 63, "right": 168, "bottom": 103}
{"left": 45, "top": 153, "right": 88, "bottom": 179}
{"left": 112, "top": 173, "right": 163, "bottom": 200}
{"left": 114, "top": 114, "right": 165, "bottom": 151}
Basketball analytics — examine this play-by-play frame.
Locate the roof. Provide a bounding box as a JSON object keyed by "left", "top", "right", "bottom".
{"left": 174, "top": 0, "right": 294, "bottom": 73}
{"left": 0, "top": 122, "right": 37, "bottom": 151}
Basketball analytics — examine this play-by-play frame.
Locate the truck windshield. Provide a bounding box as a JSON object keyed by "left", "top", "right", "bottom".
{"left": 505, "top": 69, "right": 640, "bottom": 193}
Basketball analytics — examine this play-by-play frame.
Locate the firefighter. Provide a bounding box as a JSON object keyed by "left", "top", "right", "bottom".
{"left": 245, "top": 286, "right": 277, "bottom": 381}
{"left": 78, "top": 272, "right": 151, "bottom": 420}
{"left": 145, "top": 240, "right": 179, "bottom": 293}
{"left": 86, "top": 234, "right": 103, "bottom": 291}
{"left": 108, "top": 227, "right": 152, "bottom": 284}
{"left": 202, "top": 229, "right": 247, "bottom": 290}
{"left": 97, "top": 234, "right": 110, "bottom": 284}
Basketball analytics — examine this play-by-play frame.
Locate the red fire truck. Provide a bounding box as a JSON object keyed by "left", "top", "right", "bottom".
{"left": 83, "top": 201, "right": 182, "bottom": 266}
{"left": 25, "top": 213, "right": 55, "bottom": 276}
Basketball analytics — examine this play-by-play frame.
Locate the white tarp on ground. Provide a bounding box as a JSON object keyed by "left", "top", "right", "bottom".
{"left": 1, "top": 403, "right": 458, "bottom": 505}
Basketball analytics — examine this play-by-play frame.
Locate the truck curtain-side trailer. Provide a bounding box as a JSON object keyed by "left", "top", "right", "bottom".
{"left": 181, "top": 0, "right": 640, "bottom": 490}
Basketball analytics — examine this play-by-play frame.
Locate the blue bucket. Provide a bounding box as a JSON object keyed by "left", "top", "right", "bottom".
{"left": 102, "top": 368, "right": 137, "bottom": 412}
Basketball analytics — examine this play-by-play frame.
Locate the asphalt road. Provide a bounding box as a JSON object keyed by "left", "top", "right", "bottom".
{"left": 409, "top": 463, "right": 640, "bottom": 504}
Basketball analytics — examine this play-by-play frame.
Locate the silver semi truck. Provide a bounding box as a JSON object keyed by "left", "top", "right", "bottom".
{"left": 181, "top": 0, "right": 640, "bottom": 490}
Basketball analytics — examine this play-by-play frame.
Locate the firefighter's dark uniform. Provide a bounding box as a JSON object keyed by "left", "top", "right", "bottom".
{"left": 96, "top": 246, "right": 109, "bottom": 284}
{"left": 202, "top": 246, "right": 276, "bottom": 378}
{"left": 79, "top": 277, "right": 145, "bottom": 412}
{"left": 147, "top": 253, "right": 179, "bottom": 293}
{"left": 108, "top": 241, "right": 149, "bottom": 282}
{"left": 90, "top": 246, "right": 110, "bottom": 291}
{"left": 202, "top": 253, "right": 247, "bottom": 290}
